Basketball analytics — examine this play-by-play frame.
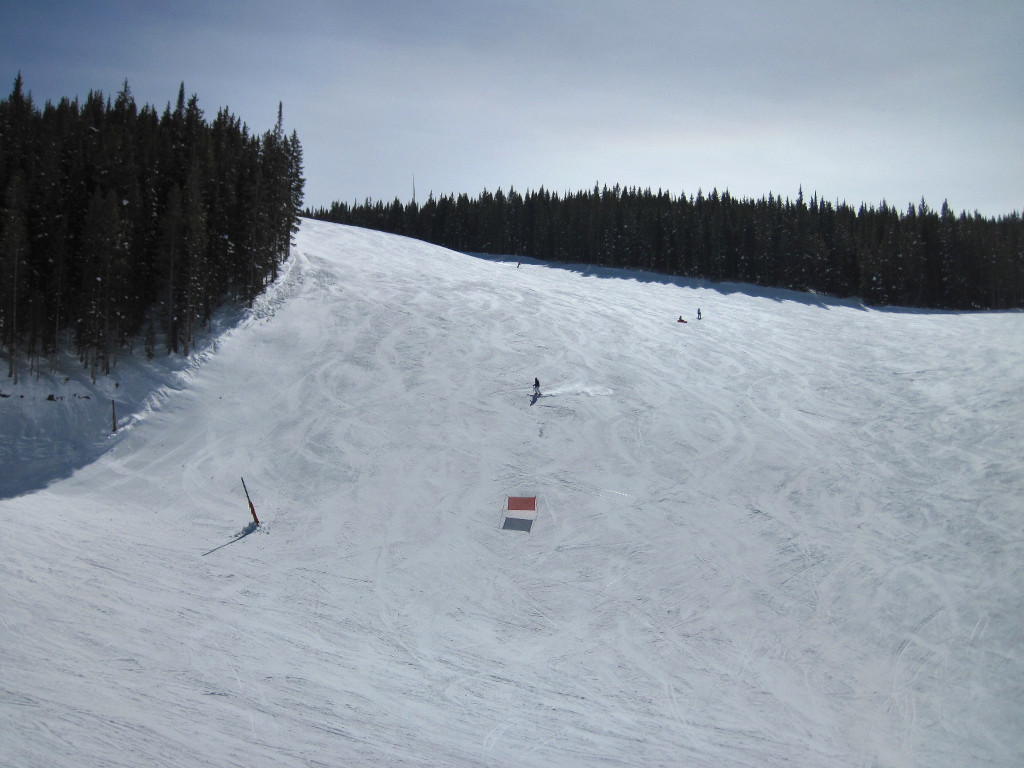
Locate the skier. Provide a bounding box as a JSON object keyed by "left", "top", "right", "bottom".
{"left": 697, "top": 308, "right": 702, "bottom": 320}
{"left": 534, "top": 378, "right": 541, "bottom": 396}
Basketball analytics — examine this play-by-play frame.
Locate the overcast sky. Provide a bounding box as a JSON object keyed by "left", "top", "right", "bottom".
{"left": 3, "top": 0, "right": 1022, "bottom": 216}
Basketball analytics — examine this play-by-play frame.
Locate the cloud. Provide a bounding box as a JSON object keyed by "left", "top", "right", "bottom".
{"left": 3, "top": 0, "right": 1021, "bottom": 215}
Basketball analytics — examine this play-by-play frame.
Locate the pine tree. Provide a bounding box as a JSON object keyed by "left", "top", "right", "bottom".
{"left": 1, "top": 77, "right": 307, "bottom": 377}
{"left": 1, "top": 173, "right": 29, "bottom": 382}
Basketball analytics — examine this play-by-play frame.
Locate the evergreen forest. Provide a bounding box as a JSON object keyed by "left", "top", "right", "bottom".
{"left": 0, "top": 75, "right": 304, "bottom": 383}
{"left": 310, "top": 184, "right": 1023, "bottom": 311}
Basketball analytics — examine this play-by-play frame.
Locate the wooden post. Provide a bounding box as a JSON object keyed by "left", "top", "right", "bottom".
{"left": 241, "top": 476, "right": 259, "bottom": 526}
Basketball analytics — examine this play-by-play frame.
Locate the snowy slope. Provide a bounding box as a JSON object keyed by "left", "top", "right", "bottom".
{"left": 2, "top": 218, "right": 1022, "bottom": 767}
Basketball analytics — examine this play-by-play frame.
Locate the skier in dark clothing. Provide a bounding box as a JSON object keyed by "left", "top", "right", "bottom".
{"left": 534, "top": 378, "right": 541, "bottom": 396}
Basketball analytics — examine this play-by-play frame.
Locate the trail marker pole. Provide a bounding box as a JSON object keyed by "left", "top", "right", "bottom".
{"left": 241, "top": 476, "right": 259, "bottom": 526}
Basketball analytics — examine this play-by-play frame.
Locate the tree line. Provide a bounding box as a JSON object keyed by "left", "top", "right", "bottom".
{"left": 309, "top": 184, "right": 1023, "bottom": 311}
{"left": 0, "top": 74, "right": 304, "bottom": 383}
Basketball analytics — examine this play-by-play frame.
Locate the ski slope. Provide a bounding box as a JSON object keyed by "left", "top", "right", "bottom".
{"left": 2, "top": 218, "right": 1022, "bottom": 767}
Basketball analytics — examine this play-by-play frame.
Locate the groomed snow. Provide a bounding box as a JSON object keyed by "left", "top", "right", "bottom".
{"left": 2, "top": 218, "right": 1022, "bottom": 767}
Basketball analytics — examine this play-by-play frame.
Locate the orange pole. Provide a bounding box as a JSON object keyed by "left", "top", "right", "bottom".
{"left": 241, "top": 476, "right": 259, "bottom": 526}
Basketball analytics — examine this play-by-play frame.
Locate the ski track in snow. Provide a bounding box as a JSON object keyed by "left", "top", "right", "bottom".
{"left": 2, "top": 219, "right": 1023, "bottom": 767}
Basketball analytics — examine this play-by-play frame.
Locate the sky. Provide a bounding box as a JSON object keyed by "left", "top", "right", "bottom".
{"left": 2, "top": 0, "right": 1022, "bottom": 216}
